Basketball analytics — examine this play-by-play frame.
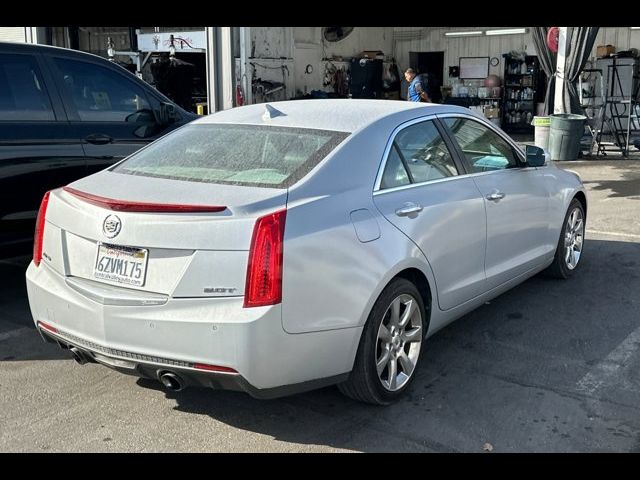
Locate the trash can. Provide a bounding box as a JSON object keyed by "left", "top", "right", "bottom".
{"left": 532, "top": 116, "right": 551, "bottom": 151}
{"left": 548, "top": 113, "right": 587, "bottom": 161}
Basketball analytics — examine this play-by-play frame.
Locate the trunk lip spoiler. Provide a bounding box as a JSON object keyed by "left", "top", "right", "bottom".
{"left": 62, "top": 186, "right": 227, "bottom": 213}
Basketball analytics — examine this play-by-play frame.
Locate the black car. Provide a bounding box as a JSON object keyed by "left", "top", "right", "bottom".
{"left": 0, "top": 42, "right": 197, "bottom": 258}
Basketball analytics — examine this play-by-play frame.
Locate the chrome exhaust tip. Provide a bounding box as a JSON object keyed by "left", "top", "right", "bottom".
{"left": 159, "top": 372, "right": 184, "bottom": 392}
{"left": 69, "top": 347, "right": 88, "bottom": 365}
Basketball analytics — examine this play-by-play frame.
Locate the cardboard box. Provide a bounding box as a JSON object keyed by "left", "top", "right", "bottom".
{"left": 484, "top": 107, "right": 500, "bottom": 119}
{"left": 597, "top": 45, "right": 616, "bottom": 58}
{"left": 360, "top": 50, "right": 384, "bottom": 59}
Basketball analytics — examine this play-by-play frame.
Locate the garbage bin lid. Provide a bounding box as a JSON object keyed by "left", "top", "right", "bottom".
{"left": 550, "top": 113, "right": 587, "bottom": 120}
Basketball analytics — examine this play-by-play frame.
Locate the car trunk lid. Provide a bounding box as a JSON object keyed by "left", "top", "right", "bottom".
{"left": 42, "top": 171, "right": 287, "bottom": 297}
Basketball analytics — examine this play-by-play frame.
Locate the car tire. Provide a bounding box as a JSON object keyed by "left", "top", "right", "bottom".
{"left": 338, "top": 277, "right": 426, "bottom": 405}
{"left": 545, "top": 198, "right": 585, "bottom": 279}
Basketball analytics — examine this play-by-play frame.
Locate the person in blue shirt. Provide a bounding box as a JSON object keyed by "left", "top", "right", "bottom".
{"left": 404, "top": 68, "right": 431, "bottom": 102}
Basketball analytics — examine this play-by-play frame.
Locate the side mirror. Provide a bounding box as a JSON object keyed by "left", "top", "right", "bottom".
{"left": 525, "top": 145, "right": 547, "bottom": 167}
{"left": 159, "top": 102, "right": 178, "bottom": 125}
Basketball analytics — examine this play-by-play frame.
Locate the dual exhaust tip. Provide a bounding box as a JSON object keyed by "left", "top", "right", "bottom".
{"left": 159, "top": 372, "right": 185, "bottom": 392}
{"left": 69, "top": 346, "right": 185, "bottom": 392}
{"left": 69, "top": 347, "right": 90, "bottom": 365}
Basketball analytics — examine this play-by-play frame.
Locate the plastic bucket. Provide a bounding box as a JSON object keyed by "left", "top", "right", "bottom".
{"left": 548, "top": 113, "right": 587, "bottom": 161}
{"left": 532, "top": 116, "right": 550, "bottom": 151}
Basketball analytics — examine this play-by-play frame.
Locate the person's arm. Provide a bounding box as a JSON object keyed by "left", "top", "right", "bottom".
{"left": 415, "top": 82, "right": 432, "bottom": 102}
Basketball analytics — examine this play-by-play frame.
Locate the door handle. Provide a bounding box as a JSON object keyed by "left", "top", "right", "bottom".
{"left": 85, "top": 134, "right": 113, "bottom": 145}
{"left": 486, "top": 191, "right": 506, "bottom": 202}
{"left": 395, "top": 202, "right": 423, "bottom": 216}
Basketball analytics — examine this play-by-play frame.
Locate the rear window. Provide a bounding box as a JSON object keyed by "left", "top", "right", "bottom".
{"left": 112, "top": 123, "right": 349, "bottom": 188}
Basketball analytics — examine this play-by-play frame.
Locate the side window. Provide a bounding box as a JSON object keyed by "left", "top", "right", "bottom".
{"left": 0, "top": 54, "right": 55, "bottom": 121}
{"left": 443, "top": 117, "right": 520, "bottom": 173}
{"left": 381, "top": 146, "right": 410, "bottom": 189}
{"left": 54, "top": 58, "right": 151, "bottom": 122}
{"left": 380, "top": 120, "right": 458, "bottom": 190}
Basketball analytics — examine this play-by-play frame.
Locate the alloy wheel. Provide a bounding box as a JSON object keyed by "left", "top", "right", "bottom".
{"left": 376, "top": 294, "right": 423, "bottom": 392}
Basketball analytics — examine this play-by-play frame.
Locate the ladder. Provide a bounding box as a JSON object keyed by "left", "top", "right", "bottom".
{"left": 579, "top": 68, "right": 604, "bottom": 156}
{"left": 595, "top": 56, "right": 640, "bottom": 157}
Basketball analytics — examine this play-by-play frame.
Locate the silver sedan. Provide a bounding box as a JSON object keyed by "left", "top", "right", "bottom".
{"left": 26, "top": 99, "right": 587, "bottom": 405}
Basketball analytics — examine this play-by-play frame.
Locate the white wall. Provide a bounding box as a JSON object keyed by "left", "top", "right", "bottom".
{"left": 596, "top": 27, "right": 640, "bottom": 51}
{"left": 252, "top": 27, "right": 293, "bottom": 58}
{"left": 0, "top": 27, "right": 28, "bottom": 43}
{"left": 393, "top": 27, "right": 533, "bottom": 86}
{"left": 292, "top": 27, "right": 394, "bottom": 96}
{"left": 242, "top": 27, "right": 640, "bottom": 101}
{"left": 248, "top": 27, "right": 394, "bottom": 98}
{"left": 393, "top": 27, "right": 640, "bottom": 87}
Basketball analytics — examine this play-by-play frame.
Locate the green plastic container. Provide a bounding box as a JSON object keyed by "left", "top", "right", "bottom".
{"left": 548, "top": 113, "right": 586, "bottom": 161}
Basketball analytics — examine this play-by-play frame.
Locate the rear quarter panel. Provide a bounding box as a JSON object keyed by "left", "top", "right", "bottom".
{"left": 282, "top": 119, "right": 439, "bottom": 334}
{"left": 282, "top": 185, "right": 437, "bottom": 334}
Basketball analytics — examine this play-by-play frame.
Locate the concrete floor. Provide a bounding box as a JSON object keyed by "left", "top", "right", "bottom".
{"left": 0, "top": 160, "right": 639, "bottom": 452}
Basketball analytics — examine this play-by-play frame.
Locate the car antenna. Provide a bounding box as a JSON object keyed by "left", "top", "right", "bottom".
{"left": 262, "top": 104, "right": 285, "bottom": 121}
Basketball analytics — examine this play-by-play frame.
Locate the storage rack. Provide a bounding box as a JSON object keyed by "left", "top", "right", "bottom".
{"left": 443, "top": 96, "right": 502, "bottom": 122}
{"left": 501, "top": 54, "right": 545, "bottom": 134}
{"left": 578, "top": 68, "right": 604, "bottom": 155}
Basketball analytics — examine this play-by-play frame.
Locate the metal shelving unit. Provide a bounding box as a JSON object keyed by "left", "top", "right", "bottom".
{"left": 501, "top": 54, "right": 545, "bottom": 134}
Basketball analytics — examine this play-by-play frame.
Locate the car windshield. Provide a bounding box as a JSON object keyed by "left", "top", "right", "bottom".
{"left": 112, "top": 123, "right": 350, "bottom": 188}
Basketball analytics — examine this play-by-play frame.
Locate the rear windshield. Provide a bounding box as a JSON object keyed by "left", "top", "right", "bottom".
{"left": 112, "top": 123, "right": 350, "bottom": 188}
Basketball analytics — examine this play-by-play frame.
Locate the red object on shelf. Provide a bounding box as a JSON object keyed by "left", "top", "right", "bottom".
{"left": 547, "top": 27, "right": 559, "bottom": 53}
{"left": 236, "top": 84, "right": 244, "bottom": 106}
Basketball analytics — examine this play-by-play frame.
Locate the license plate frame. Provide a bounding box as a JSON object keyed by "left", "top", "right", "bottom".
{"left": 94, "top": 243, "right": 149, "bottom": 287}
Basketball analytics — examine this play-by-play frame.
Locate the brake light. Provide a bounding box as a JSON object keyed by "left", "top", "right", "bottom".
{"left": 63, "top": 187, "right": 226, "bottom": 213}
{"left": 243, "top": 209, "right": 287, "bottom": 308}
{"left": 33, "top": 191, "right": 51, "bottom": 267}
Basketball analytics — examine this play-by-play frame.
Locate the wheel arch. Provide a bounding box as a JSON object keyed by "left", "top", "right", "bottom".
{"left": 395, "top": 268, "right": 433, "bottom": 331}
{"left": 362, "top": 263, "right": 435, "bottom": 335}
{"left": 573, "top": 190, "right": 587, "bottom": 222}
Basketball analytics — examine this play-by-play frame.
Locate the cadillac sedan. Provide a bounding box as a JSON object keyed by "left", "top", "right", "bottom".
{"left": 26, "top": 100, "right": 587, "bottom": 405}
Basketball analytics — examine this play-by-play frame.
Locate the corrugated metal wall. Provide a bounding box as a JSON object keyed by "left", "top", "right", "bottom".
{"left": 252, "top": 27, "right": 395, "bottom": 60}
{"left": 393, "top": 27, "right": 533, "bottom": 83}
{"left": 0, "top": 27, "right": 26, "bottom": 43}
{"left": 250, "top": 27, "right": 396, "bottom": 96}
{"left": 393, "top": 27, "right": 640, "bottom": 86}
{"left": 48, "top": 27, "right": 204, "bottom": 56}
{"left": 595, "top": 27, "right": 640, "bottom": 50}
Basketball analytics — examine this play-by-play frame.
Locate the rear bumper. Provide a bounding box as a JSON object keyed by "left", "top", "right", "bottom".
{"left": 36, "top": 325, "right": 348, "bottom": 398}
{"left": 26, "top": 261, "right": 362, "bottom": 398}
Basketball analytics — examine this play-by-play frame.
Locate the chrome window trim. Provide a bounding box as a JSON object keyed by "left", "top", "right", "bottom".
{"left": 374, "top": 111, "right": 531, "bottom": 194}
{"left": 373, "top": 114, "right": 455, "bottom": 192}
{"left": 373, "top": 173, "right": 468, "bottom": 196}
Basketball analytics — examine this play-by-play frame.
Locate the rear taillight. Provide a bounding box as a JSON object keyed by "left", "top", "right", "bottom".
{"left": 33, "top": 191, "right": 51, "bottom": 267}
{"left": 243, "top": 209, "right": 287, "bottom": 308}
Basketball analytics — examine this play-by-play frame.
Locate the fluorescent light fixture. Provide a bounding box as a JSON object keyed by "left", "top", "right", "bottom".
{"left": 485, "top": 28, "right": 528, "bottom": 36}
{"left": 631, "top": 27, "right": 640, "bottom": 30}
{"left": 445, "top": 30, "right": 483, "bottom": 37}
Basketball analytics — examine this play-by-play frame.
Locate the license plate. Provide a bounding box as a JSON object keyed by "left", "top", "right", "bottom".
{"left": 94, "top": 243, "right": 149, "bottom": 287}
